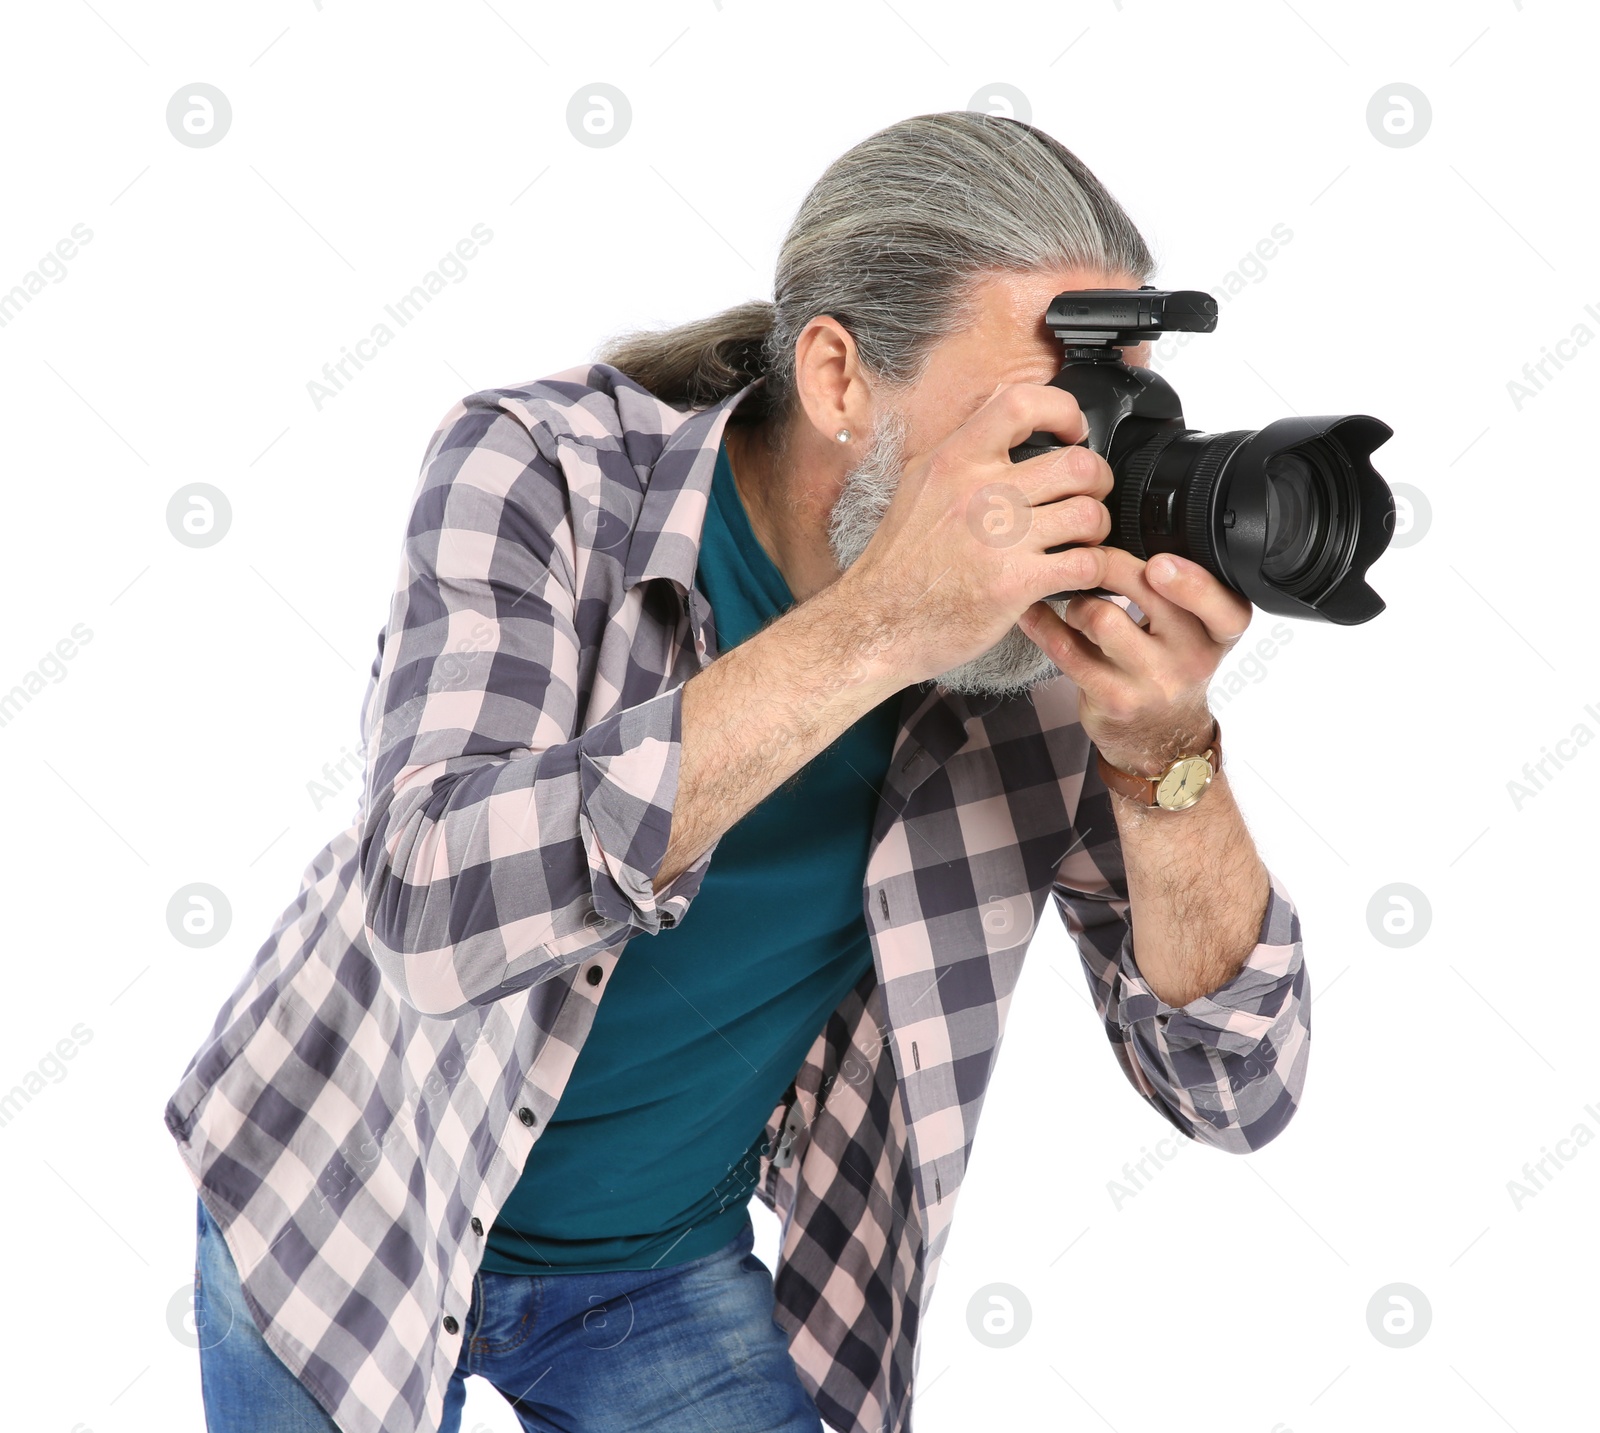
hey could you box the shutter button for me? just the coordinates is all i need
[518,1107,536,1127]
[442,1315,459,1334]
[585,964,603,986]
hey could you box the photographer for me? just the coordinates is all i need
[167,111,1309,1433]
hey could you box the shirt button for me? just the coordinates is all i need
[518,1106,537,1127]
[442,1315,459,1334]
[585,964,603,986]
[470,1216,484,1235]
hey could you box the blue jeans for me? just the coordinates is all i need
[194,1194,825,1432]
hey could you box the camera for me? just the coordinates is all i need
[1008,287,1395,624]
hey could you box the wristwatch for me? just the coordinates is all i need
[1096,719,1222,811]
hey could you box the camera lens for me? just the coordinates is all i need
[1011,361,1395,624]
[1101,416,1393,624]
[1261,451,1326,584]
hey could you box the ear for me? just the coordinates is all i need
[792,315,873,444]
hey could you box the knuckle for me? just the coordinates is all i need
[994,383,1031,421]
[1055,397,1087,441]
[1068,495,1111,540]
[1083,597,1117,634]
[1047,385,1083,419]
[1059,548,1099,588]
[1062,446,1097,479]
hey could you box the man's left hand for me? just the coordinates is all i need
[1017,547,1252,776]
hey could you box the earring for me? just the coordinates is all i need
[835,428,851,443]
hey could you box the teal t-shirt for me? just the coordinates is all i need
[481,434,904,1275]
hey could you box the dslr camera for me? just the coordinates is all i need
[1009,287,1395,624]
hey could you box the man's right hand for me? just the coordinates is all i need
[655,384,1117,895]
[836,382,1117,689]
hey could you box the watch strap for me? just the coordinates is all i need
[1095,719,1222,807]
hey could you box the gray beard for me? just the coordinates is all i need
[825,407,1070,699]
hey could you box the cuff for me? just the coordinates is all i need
[576,684,707,935]
[1111,869,1303,1056]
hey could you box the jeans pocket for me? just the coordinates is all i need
[469,1272,536,1355]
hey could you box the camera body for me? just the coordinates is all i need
[1009,288,1396,625]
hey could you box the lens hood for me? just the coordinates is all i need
[1213,415,1395,624]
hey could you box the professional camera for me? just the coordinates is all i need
[1008,287,1395,624]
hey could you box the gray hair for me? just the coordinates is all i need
[595,110,1155,433]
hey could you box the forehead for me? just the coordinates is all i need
[940,266,1149,372]
[963,265,1141,333]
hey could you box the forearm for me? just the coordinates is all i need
[653,576,903,892]
[1109,768,1270,1009]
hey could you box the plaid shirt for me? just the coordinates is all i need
[163,363,1310,1433]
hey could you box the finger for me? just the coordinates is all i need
[1065,545,1240,649]
[967,444,1113,561]
[1018,600,1121,686]
[1142,552,1253,647]
[1074,546,1205,642]
[953,381,1089,465]
[1058,590,1162,676]
[1023,490,1112,553]
[1008,441,1113,506]
[1035,543,1183,634]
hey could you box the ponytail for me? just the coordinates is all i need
[595,299,776,419]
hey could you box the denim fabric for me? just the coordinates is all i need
[194,1194,824,1432]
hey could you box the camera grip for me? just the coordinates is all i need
[1040,584,1115,602]
[1007,431,1069,464]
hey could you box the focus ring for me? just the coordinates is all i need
[1181,431,1253,577]
[1115,430,1183,559]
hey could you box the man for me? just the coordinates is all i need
[167,111,1308,1433]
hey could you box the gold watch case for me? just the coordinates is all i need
[1154,753,1216,810]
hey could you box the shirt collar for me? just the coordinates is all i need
[621,372,1009,727]
[622,377,764,592]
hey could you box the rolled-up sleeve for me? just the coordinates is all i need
[1052,760,1311,1153]
[357,396,710,1019]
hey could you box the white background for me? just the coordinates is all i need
[1,2,1594,1431]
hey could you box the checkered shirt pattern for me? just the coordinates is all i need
[164,363,1310,1433]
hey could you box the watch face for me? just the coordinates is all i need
[1155,755,1214,810]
